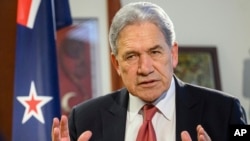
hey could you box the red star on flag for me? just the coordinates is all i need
[17,81,53,124]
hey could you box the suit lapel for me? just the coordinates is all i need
[101,89,129,141]
[174,76,203,141]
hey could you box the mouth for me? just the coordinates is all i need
[138,80,158,87]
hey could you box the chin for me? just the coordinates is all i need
[140,95,160,103]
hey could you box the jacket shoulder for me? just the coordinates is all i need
[70,88,128,119]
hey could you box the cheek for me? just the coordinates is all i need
[120,63,138,80]
[156,57,174,76]
[119,64,128,74]
[118,57,135,71]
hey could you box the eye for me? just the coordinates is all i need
[126,54,136,60]
[150,49,162,56]
[123,52,139,63]
[151,50,161,54]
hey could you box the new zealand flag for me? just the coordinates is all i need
[12,0,72,140]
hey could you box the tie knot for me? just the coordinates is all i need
[143,104,157,121]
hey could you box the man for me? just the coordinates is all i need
[52,2,247,141]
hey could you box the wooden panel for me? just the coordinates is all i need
[107,0,124,90]
[0,0,17,140]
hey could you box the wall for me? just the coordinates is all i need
[70,0,250,121]
[69,0,111,96]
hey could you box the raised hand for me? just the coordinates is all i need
[51,115,92,141]
[52,115,70,141]
[181,125,211,141]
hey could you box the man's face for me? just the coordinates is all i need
[111,22,178,102]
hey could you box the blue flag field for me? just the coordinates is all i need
[12,0,72,140]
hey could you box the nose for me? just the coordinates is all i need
[137,54,154,76]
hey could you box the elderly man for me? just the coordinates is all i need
[52,2,247,141]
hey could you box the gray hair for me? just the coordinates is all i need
[109,2,176,56]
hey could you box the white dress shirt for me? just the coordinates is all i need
[125,77,176,141]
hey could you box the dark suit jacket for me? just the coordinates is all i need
[68,76,247,141]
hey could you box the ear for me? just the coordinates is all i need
[111,53,121,76]
[171,42,178,68]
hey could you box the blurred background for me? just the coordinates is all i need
[0,0,249,140]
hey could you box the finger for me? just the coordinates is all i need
[77,131,92,141]
[60,115,70,138]
[196,125,211,141]
[181,131,192,141]
[52,117,60,141]
[53,127,60,141]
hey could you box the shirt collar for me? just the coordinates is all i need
[154,77,176,120]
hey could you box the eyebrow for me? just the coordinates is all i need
[121,45,164,57]
[122,50,138,58]
[148,45,164,51]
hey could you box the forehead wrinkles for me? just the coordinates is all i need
[117,23,164,53]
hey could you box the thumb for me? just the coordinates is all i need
[77,130,92,141]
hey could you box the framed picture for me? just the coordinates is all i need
[56,18,101,115]
[174,46,222,90]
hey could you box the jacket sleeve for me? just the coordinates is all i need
[229,98,248,124]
